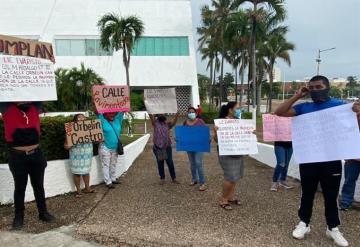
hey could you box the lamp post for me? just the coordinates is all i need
[316,47,336,75]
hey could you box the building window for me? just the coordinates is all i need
[132,37,189,56]
[55,39,113,56]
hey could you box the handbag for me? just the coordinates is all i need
[154,145,167,161]
[107,119,124,155]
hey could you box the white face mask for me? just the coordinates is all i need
[188,112,196,120]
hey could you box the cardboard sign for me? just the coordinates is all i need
[0,55,57,102]
[175,126,211,152]
[214,119,258,156]
[65,119,104,147]
[144,88,177,114]
[262,114,292,141]
[292,104,360,163]
[0,34,54,61]
[92,85,130,113]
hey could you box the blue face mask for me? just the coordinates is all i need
[188,112,196,120]
[234,109,241,119]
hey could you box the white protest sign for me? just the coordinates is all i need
[214,119,258,156]
[292,104,360,163]
[0,55,57,102]
[144,88,177,114]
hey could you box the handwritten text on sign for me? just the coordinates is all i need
[92,85,130,113]
[65,119,104,147]
[214,119,258,155]
[0,55,57,102]
[292,104,360,163]
[144,88,177,114]
[262,114,292,141]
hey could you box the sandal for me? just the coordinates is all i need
[82,188,96,193]
[219,203,232,210]
[75,192,82,198]
[229,199,241,206]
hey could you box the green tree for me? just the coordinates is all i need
[329,86,342,99]
[198,74,212,102]
[98,13,144,86]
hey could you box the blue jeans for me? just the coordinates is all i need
[153,146,176,180]
[187,152,205,184]
[272,145,293,182]
[340,160,360,209]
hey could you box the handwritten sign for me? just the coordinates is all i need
[0,55,57,102]
[92,85,130,113]
[144,88,177,114]
[175,126,211,152]
[0,34,54,61]
[214,119,258,156]
[262,114,292,141]
[292,104,360,163]
[65,119,104,147]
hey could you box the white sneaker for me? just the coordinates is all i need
[270,182,279,192]
[326,228,349,247]
[279,181,294,189]
[292,221,310,239]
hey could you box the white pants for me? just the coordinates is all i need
[99,143,118,185]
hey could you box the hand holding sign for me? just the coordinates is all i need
[92,85,130,113]
[64,119,104,147]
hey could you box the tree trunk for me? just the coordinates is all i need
[209,59,214,111]
[219,55,224,105]
[239,53,245,106]
[268,64,274,113]
[123,48,130,86]
[256,70,262,116]
[235,64,238,102]
[251,5,257,111]
[247,61,251,112]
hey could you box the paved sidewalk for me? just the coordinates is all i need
[75,144,360,247]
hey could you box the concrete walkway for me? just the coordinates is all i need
[75,143,360,247]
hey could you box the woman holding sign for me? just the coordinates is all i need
[214,102,243,210]
[97,112,124,189]
[149,112,180,185]
[183,107,207,191]
[64,114,95,197]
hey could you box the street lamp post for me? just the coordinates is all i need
[316,47,336,75]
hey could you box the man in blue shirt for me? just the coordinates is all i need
[275,75,358,247]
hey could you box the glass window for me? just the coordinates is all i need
[70,40,85,56]
[85,39,97,56]
[56,40,71,56]
[132,37,189,56]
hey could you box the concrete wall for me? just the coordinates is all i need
[250,142,360,201]
[0,134,150,205]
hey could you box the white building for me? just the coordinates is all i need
[266,67,282,82]
[0,0,199,112]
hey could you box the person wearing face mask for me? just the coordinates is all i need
[274,75,360,247]
[149,112,180,185]
[213,102,244,210]
[97,112,124,189]
[0,102,55,230]
[183,107,207,191]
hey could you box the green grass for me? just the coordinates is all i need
[120,134,144,146]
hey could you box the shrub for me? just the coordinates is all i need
[241,111,252,119]
[202,111,219,124]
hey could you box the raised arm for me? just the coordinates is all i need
[169,112,180,128]
[274,87,308,117]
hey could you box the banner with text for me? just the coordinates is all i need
[144,88,177,114]
[292,104,360,163]
[0,34,54,61]
[175,126,211,152]
[262,114,292,141]
[92,85,130,113]
[65,119,104,147]
[0,55,57,102]
[214,119,258,156]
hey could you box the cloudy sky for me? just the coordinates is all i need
[190,0,360,81]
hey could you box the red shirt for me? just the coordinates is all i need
[1,103,41,145]
[196,107,203,116]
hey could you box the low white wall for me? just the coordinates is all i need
[250,143,360,201]
[0,134,150,205]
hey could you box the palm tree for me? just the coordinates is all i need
[262,34,294,112]
[97,13,144,86]
[68,62,104,110]
[234,0,286,111]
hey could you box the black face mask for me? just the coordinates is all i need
[310,89,330,103]
[17,103,31,112]
[158,115,167,122]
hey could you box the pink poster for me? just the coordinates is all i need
[262,114,292,142]
[92,85,130,113]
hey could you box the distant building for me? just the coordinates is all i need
[266,67,282,82]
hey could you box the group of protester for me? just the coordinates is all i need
[1,75,360,247]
